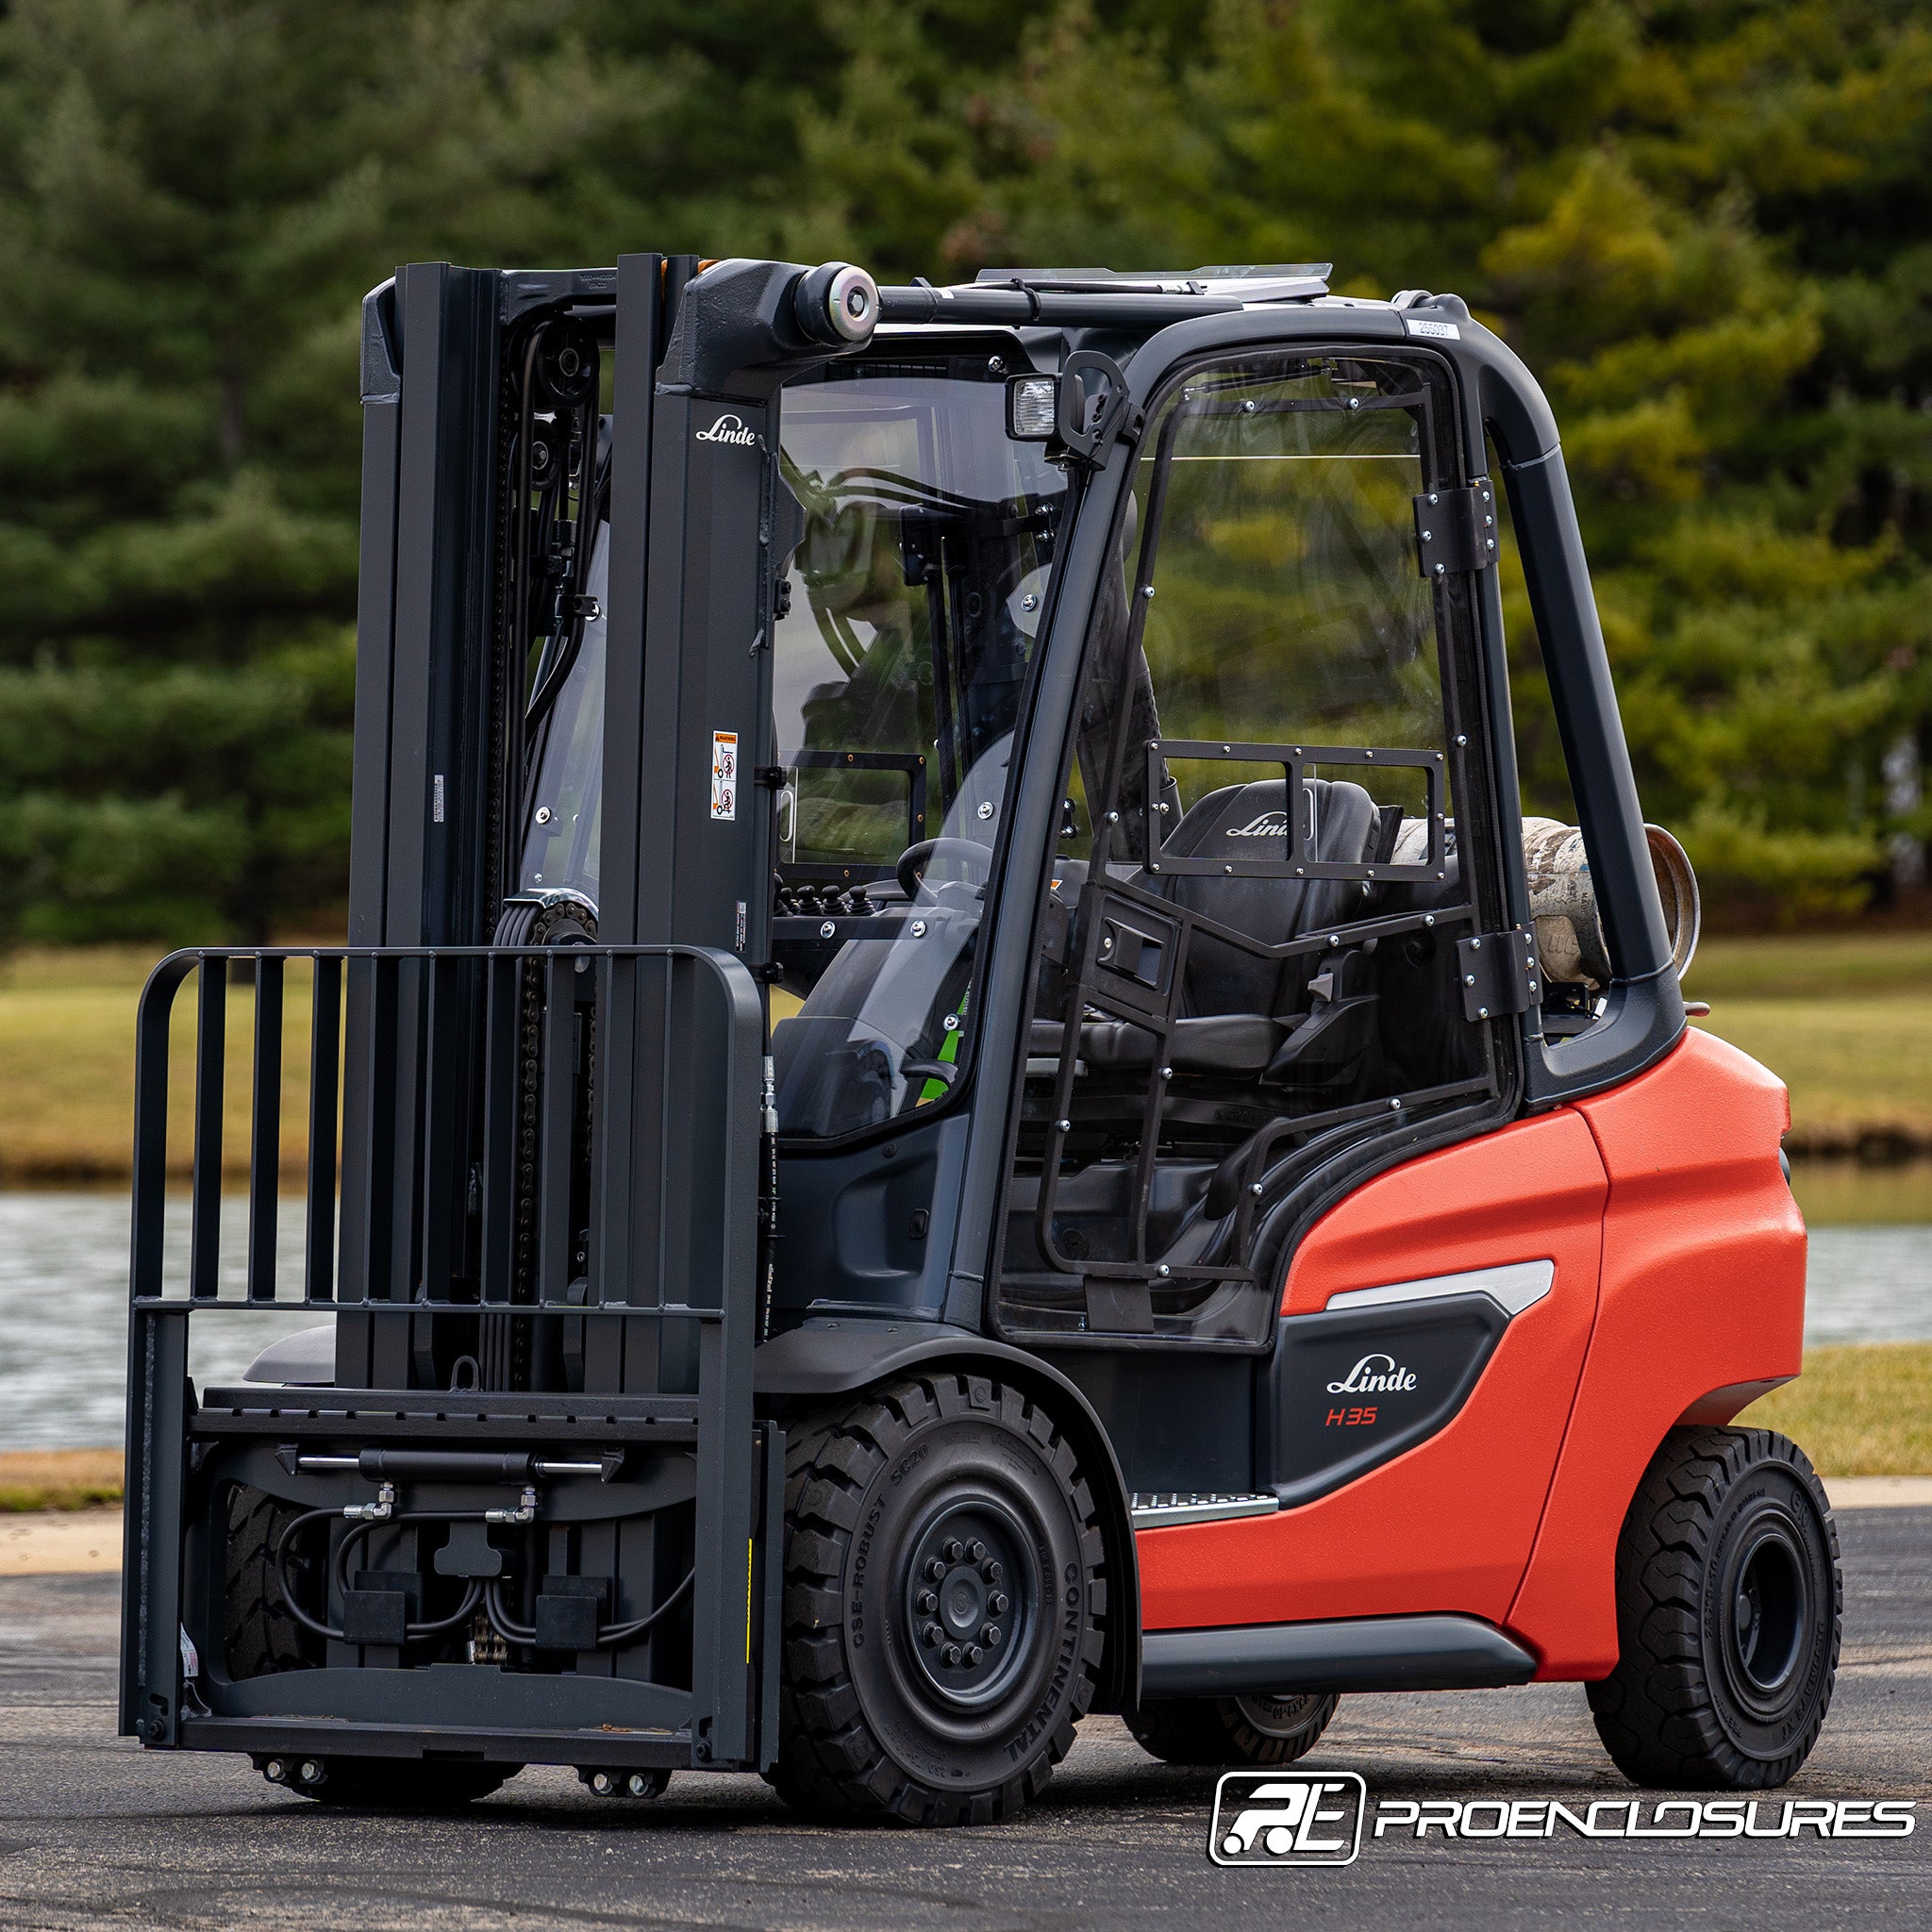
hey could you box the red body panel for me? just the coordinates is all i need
[1137,1108,1607,1631]
[1507,1029,1804,1676]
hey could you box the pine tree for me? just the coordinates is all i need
[0,0,690,942]
[806,0,1932,916]
[1,1,1924,938]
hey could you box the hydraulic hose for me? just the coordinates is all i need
[272,1507,484,1645]
[269,1505,689,1652]
[482,1566,693,1649]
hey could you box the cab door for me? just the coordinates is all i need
[993,338,1596,1624]
[1134,1107,1606,1630]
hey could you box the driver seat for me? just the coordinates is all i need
[1041,776,1389,1076]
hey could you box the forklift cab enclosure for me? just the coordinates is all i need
[121,256,1835,1821]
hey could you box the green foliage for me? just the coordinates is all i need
[814,0,1932,916]
[0,0,695,941]
[0,0,1925,936]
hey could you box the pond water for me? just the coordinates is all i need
[2,1184,1929,1450]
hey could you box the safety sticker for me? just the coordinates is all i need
[711,730,739,821]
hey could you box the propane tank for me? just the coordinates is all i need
[1521,818,1699,990]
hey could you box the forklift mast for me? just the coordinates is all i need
[120,253,1822,1817]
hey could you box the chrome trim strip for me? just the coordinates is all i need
[1323,1257,1556,1320]
[1131,1492,1280,1529]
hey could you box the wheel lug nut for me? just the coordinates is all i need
[964,1644,982,1666]
[917,1591,938,1614]
[990,1591,1008,1614]
[968,1540,987,1562]
[925,1558,946,1581]
[943,1540,964,1562]
[942,1644,962,1667]
[923,1622,943,1648]
[981,1623,1001,1646]
[981,1559,1002,1583]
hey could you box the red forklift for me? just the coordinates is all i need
[122,254,1837,1824]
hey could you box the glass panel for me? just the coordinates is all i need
[1003,352,1490,1346]
[1099,357,1444,853]
[771,356,1068,1140]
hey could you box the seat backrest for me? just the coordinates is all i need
[1149,777,1382,1016]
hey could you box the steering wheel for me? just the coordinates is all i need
[895,837,994,903]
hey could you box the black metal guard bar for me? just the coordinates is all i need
[1142,739,1448,884]
[789,748,929,857]
[124,941,766,1768]
[1027,859,1493,1320]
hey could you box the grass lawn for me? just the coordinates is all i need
[0,946,315,1180]
[1689,931,1932,1151]
[0,1446,122,1512]
[1738,1343,1932,1477]
[0,931,1929,1174]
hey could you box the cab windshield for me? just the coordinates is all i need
[771,350,1068,1140]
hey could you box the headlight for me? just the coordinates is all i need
[1007,374,1057,440]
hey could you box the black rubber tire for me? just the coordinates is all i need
[1127,1690,1339,1767]
[225,1487,315,1680]
[301,1757,512,1808]
[768,1373,1107,1826]
[1588,1426,1840,1790]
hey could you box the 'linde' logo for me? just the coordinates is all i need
[1210,1773,1366,1867]
[1326,1353,1418,1395]
[694,412,760,448]
[1226,811,1291,839]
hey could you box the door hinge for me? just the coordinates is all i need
[1414,479,1499,578]
[1457,925,1541,1023]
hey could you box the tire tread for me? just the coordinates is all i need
[767,1374,1105,1826]
[1588,1426,1840,1790]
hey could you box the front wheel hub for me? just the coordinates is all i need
[899,1495,1035,1708]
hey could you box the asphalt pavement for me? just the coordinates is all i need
[0,1509,1925,1930]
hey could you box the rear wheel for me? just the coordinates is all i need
[225,1487,316,1679]
[1127,1690,1338,1766]
[1588,1426,1840,1790]
[769,1374,1107,1826]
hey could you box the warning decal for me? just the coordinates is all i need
[710,730,739,821]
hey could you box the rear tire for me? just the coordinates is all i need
[769,1374,1107,1826]
[1588,1426,1840,1790]
[1127,1690,1338,1767]
[225,1487,315,1679]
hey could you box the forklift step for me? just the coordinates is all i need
[1141,1612,1536,1700]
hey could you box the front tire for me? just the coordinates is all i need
[1588,1426,1840,1790]
[770,1374,1107,1825]
[1127,1690,1338,1767]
